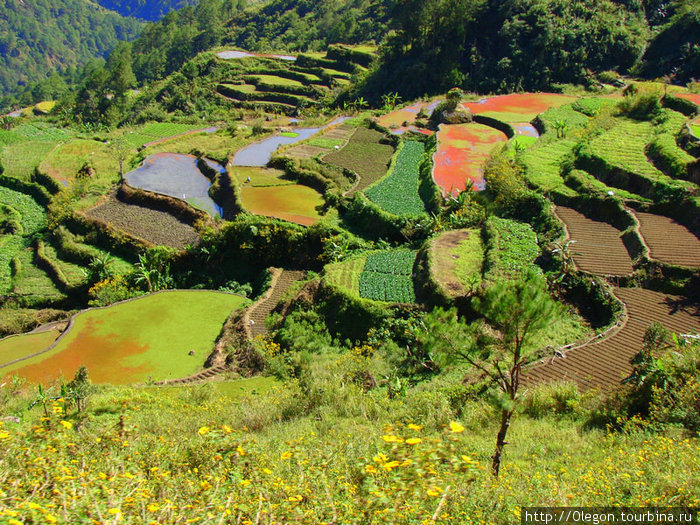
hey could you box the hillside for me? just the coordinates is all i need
[95,0,196,20]
[0,0,143,99]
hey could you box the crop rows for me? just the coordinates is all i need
[523,288,700,391]
[85,195,200,249]
[124,123,205,148]
[555,207,634,276]
[484,217,541,281]
[325,127,395,195]
[521,139,578,195]
[364,141,426,215]
[634,211,700,268]
[359,249,416,303]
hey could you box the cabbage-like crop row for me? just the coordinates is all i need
[364,141,427,216]
[359,249,416,303]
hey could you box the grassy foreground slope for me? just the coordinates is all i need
[0,372,697,524]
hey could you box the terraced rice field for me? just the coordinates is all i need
[240,184,324,226]
[38,139,118,187]
[377,100,441,134]
[634,211,700,267]
[676,93,700,106]
[1,291,248,385]
[433,123,507,194]
[85,194,200,249]
[523,288,700,391]
[555,206,634,276]
[521,139,578,196]
[325,127,395,195]
[429,229,484,297]
[364,141,427,215]
[286,123,355,160]
[0,329,61,368]
[123,123,212,148]
[463,93,578,122]
[125,153,224,217]
[231,167,292,187]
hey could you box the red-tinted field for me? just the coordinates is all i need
[463,93,577,122]
[432,123,507,195]
[676,93,700,106]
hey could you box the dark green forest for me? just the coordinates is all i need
[95,0,196,21]
[0,0,143,99]
[2,0,699,114]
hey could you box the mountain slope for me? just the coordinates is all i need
[0,0,143,97]
[95,0,196,21]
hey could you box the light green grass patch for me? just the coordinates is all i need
[0,330,61,368]
[212,376,280,399]
[323,255,368,297]
[453,231,485,289]
[521,139,579,197]
[231,167,293,187]
[247,75,304,88]
[306,137,344,149]
[122,122,207,148]
[3,291,248,385]
[39,139,119,185]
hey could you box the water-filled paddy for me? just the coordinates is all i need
[463,93,577,122]
[124,153,224,216]
[433,123,507,194]
[1,291,247,385]
[216,50,296,61]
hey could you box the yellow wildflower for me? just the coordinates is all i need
[407,424,423,431]
[147,504,160,512]
[281,452,292,460]
[45,514,58,523]
[449,421,465,433]
[405,438,422,445]
[427,487,442,497]
[382,435,403,443]
[382,460,401,471]
[236,445,245,456]
[197,426,210,436]
[59,420,73,430]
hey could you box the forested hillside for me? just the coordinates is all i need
[95,0,196,20]
[0,0,142,99]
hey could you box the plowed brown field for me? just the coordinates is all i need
[555,206,634,276]
[523,288,699,390]
[634,211,700,268]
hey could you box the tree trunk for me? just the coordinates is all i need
[491,408,513,478]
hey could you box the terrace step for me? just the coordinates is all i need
[245,269,307,340]
[151,364,232,386]
[523,288,700,391]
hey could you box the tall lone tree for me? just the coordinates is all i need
[423,272,559,477]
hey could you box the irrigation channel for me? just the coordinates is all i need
[124,152,225,217]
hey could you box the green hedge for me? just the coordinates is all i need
[646,134,697,182]
[32,168,63,195]
[326,44,375,67]
[0,175,51,206]
[295,54,358,74]
[34,239,70,293]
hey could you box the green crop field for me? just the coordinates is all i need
[365,141,427,216]
[483,216,541,282]
[39,139,119,186]
[2,291,248,385]
[0,329,61,368]
[232,167,293,187]
[11,248,66,303]
[307,137,344,149]
[521,139,578,196]
[566,169,647,201]
[0,186,46,235]
[122,123,207,148]
[245,75,305,88]
[323,254,368,296]
[537,104,592,135]
[359,249,416,303]
[324,127,394,194]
